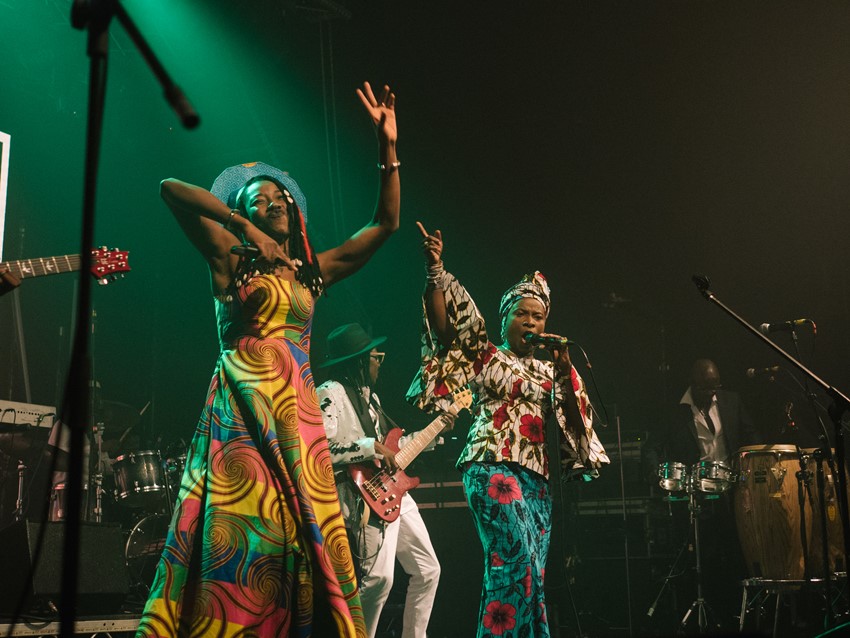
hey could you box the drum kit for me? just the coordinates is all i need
[0,403,187,596]
[654,445,847,633]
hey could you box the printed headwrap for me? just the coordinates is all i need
[498,271,551,340]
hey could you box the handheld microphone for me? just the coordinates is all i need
[746,365,781,379]
[523,332,574,348]
[759,319,811,335]
[231,244,260,257]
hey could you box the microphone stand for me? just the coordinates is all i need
[692,275,850,621]
[60,3,198,636]
[788,327,836,621]
[613,415,635,638]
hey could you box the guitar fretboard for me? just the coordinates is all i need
[0,255,81,279]
[395,413,453,470]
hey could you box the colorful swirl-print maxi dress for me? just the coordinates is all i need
[137,269,365,637]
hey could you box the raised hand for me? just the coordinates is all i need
[356,82,397,145]
[416,221,443,266]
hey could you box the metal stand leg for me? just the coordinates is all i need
[677,488,717,634]
[14,459,26,521]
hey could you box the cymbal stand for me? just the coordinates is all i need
[811,447,835,625]
[678,485,718,635]
[794,449,811,582]
[91,421,106,523]
[646,523,689,620]
[14,458,27,521]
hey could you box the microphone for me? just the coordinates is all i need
[523,332,574,348]
[231,244,259,257]
[759,319,811,334]
[746,365,781,379]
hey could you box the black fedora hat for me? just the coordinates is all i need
[320,323,387,368]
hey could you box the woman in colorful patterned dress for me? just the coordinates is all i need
[406,222,609,638]
[136,82,399,638]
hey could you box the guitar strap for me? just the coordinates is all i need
[369,394,399,437]
[342,383,380,439]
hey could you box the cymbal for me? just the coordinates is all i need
[95,400,142,439]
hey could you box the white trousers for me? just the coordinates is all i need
[356,495,440,638]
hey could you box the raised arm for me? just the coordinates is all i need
[316,82,400,288]
[417,221,457,349]
[160,178,292,293]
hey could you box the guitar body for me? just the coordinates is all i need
[349,428,421,523]
[346,389,471,524]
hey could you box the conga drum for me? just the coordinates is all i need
[802,448,848,576]
[734,444,808,580]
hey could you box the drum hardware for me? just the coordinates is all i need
[91,421,107,523]
[676,483,722,634]
[112,449,167,508]
[49,482,91,522]
[14,459,27,522]
[654,460,734,632]
[125,513,170,593]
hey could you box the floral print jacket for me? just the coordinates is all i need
[406,270,609,480]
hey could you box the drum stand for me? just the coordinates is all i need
[678,485,720,635]
[14,458,27,522]
[91,421,107,523]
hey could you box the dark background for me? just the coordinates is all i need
[2,1,849,635]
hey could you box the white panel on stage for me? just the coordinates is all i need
[0,130,9,261]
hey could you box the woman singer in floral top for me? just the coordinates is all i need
[406,222,609,638]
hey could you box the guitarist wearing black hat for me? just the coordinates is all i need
[317,322,448,638]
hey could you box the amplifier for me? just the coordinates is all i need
[0,400,55,429]
[0,615,140,637]
[574,496,652,516]
[0,521,130,614]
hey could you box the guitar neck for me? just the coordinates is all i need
[1,254,81,279]
[395,413,451,470]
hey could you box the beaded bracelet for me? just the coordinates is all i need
[426,261,445,289]
[224,210,238,231]
[377,161,401,172]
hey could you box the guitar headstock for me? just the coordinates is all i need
[90,246,131,285]
[448,387,473,416]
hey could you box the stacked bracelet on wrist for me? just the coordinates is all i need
[377,161,401,172]
[426,261,445,289]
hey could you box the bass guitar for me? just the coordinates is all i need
[349,388,472,523]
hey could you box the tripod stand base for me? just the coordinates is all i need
[678,596,720,634]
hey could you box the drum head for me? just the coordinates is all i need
[125,513,169,592]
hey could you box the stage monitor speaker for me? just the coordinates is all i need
[0,520,130,614]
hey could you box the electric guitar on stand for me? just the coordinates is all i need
[349,388,473,523]
[0,246,130,295]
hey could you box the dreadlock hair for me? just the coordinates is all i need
[335,353,372,391]
[235,175,325,297]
